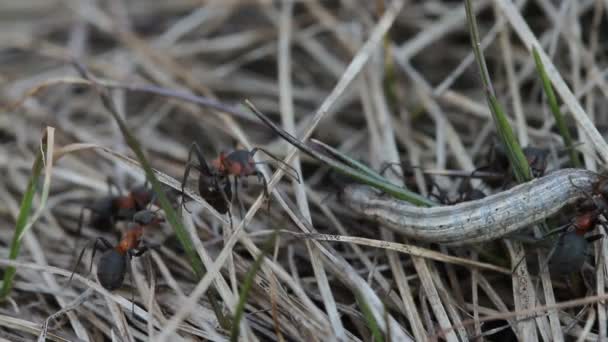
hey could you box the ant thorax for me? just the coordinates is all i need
[116,225,144,254]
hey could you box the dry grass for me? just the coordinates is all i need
[1,0,608,341]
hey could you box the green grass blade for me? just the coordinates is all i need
[355,291,385,342]
[230,230,278,342]
[465,0,531,183]
[0,138,45,299]
[532,48,582,168]
[487,94,531,182]
[311,139,390,182]
[245,100,436,207]
[73,62,230,328]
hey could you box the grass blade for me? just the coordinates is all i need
[355,290,385,342]
[230,230,278,342]
[245,100,436,207]
[487,94,531,182]
[532,48,582,168]
[72,62,230,328]
[0,128,51,299]
[465,0,531,183]
[310,139,390,182]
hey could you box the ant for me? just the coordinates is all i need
[480,145,549,188]
[548,231,602,275]
[181,143,232,215]
[69,209,164,290]
[77,179,156,237]
[428,177,487,205]
[379,162,486,204]
[181,142,301,218]
[540,176,608,275]
[560,174,608,236]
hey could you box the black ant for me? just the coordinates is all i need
[77,179,156,237]
[428,177,487,205]
[379,162,487,204]
[479,145,550,190]
[69,209,164,290]
[181,142,301,218]
[489,145,549,178]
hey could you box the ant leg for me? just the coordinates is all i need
[378,161,419,186]
[542,222,573,238]
[215,176,234,229]
[127,241,156,315]
[586,234,603,243]
[131,245,150,258]
[106,177,123,197]
[429,180,450,204]
[181,142,214,213]
[180,162,202,214]
[379,162,400,177]
[234,176,245,219]
[76,206,90,238]
[132,242,161,257]
[187,142,213,175]
[72,206,92,260]
[250,147,301,183]
[251,170,271,210]
[88,238,113,274]
[122,252,140,316]
[68,237,112,286]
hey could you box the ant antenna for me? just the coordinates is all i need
[251,147,302,183]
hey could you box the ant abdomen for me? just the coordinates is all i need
[88,198,116,230]
[97,249,127,291]
[198,173,231,214]
[548,232,589,275]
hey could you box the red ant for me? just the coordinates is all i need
[181,142,300,218]
[561,175,608,236]
[541,176,608,275]
[548,231,601,275]
[181,143,232,215]
[69,209,164,290]
[77,179,156,236]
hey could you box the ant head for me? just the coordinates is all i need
[523,147,549,177]
[133,210,164,226]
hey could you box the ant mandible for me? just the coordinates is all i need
[69,209,164,290]
[181,142,301,218]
